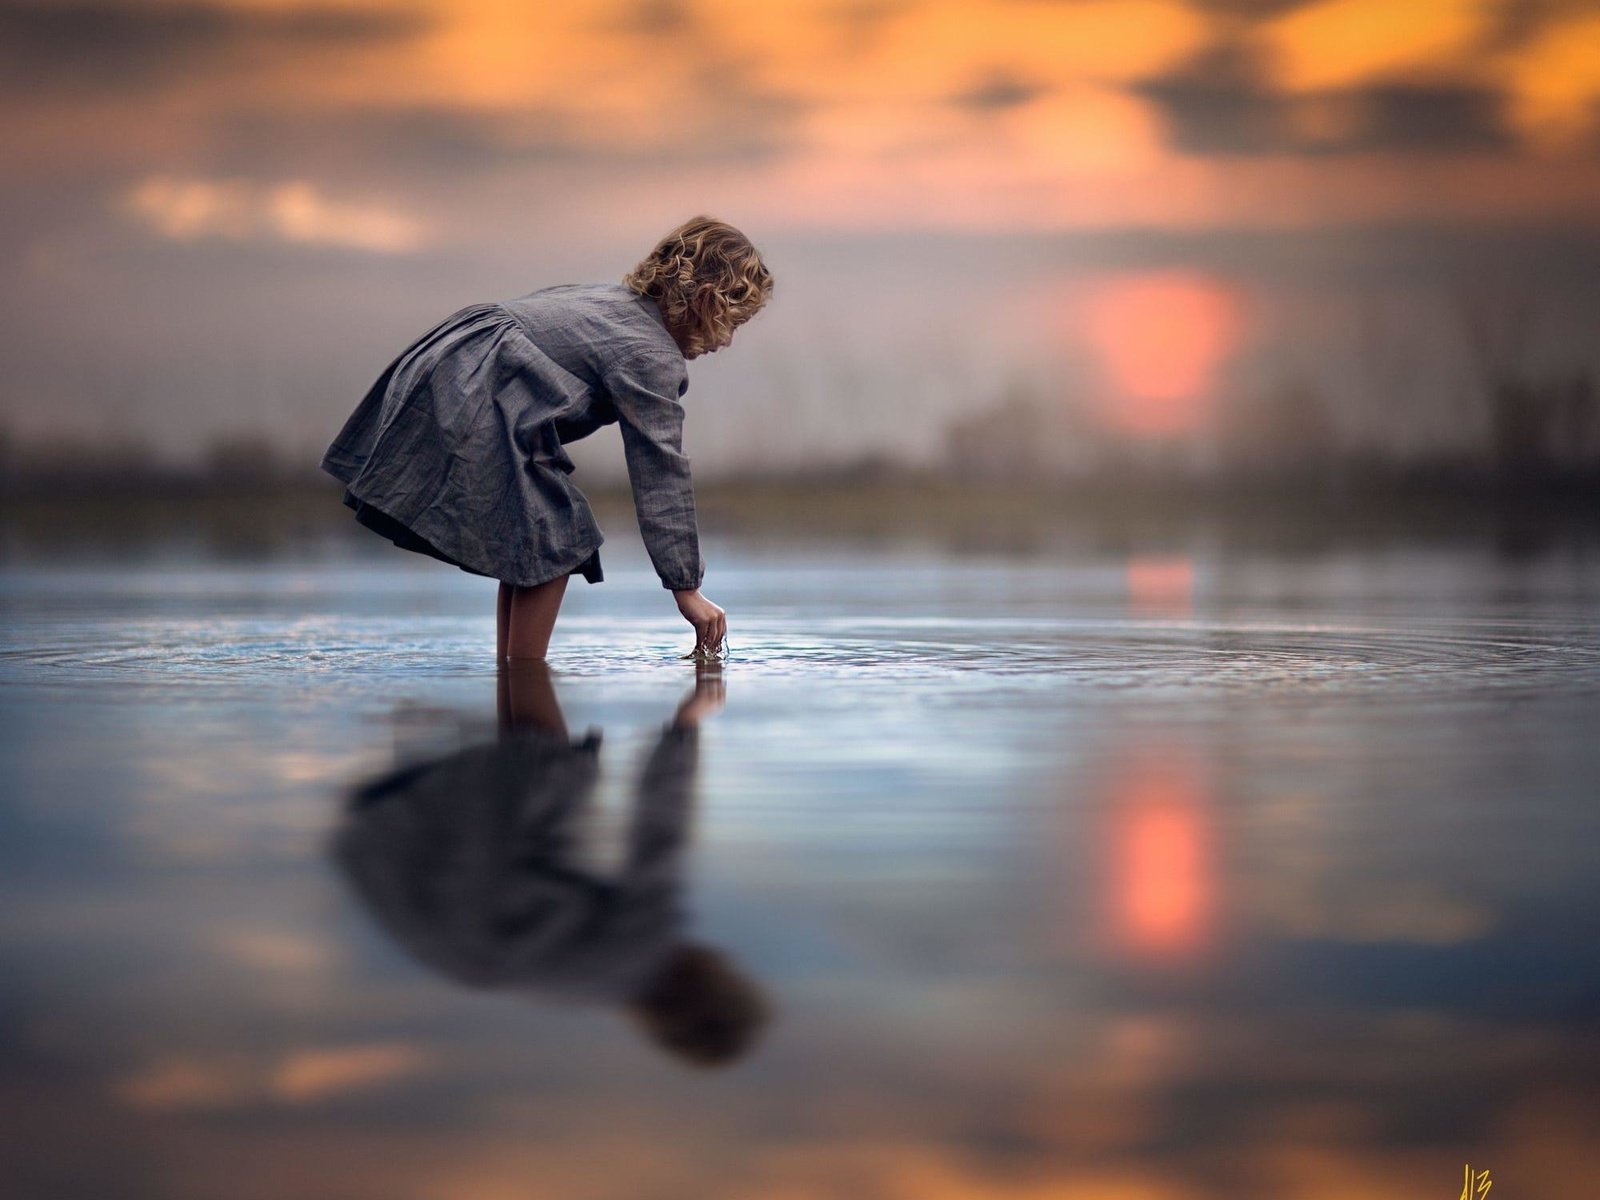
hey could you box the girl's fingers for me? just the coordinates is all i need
[690,617,727,657]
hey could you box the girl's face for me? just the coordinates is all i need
[687,326,735,359]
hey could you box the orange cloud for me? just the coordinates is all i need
[1498,12,1600,151]
[1256,0,1493,93]
[121,174,430,252]
[7,0,1600,261]
[999,84,1169,175]
[714,0,1210,102]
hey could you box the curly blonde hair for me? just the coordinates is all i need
[622,215,773,356]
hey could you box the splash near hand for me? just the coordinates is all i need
[673,588,728,660]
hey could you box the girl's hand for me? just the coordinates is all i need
[673,588,727,656]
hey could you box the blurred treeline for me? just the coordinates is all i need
[942,294,1599,498]
[2,288,1595,515]
[4,366,1595,503]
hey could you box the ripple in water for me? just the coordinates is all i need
[4,610,1597,700]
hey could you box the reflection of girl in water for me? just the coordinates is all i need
[332,663,769,1068]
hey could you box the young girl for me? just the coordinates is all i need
[321,215,774,661]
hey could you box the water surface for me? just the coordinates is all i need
[3,530,1599,1199]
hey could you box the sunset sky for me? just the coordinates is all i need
[4,0,1599,474]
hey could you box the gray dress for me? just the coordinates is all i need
[321,282,706,590]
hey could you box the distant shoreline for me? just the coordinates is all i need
[3,471,1596,563]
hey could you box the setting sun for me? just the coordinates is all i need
[1083,271,1245,436]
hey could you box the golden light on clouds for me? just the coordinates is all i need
[701,0,1208,102]
[1499,12,1600,150]
[1002,83,1169,175]
[1257,0,1494,92]
[300,0,1600,169]
[386,0,1208,160]
[121,175,431,252]
[410,1,660,120]
[1253,0,1600,152]
[0,0,1588,259]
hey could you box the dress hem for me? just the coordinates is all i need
[341,486,605,586]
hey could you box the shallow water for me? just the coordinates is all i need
[3,531,1600,1199]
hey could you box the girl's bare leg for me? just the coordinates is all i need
[504,572,571,661]
[497,580,514,662]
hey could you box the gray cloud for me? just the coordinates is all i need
[1479,0,1600,52]
[1179,0,1600,36]
[1132,43,1517,156]
[207,105,597,178]
[609,0,696,38]
[948,70,1046,113]
[196,96,808,188]
[1356,85,1520,153]
[0,0,433,99]
[821,0,912,34]
[1176,0,1313,14]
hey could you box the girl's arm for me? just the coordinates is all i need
[600,341,706,593]
[600,340,726,651]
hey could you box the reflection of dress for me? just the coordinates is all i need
[333,722,699,1001]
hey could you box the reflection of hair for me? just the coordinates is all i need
[622,215,774,356]
[625,942,772,1068]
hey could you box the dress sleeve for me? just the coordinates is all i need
[600,342,705,591]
